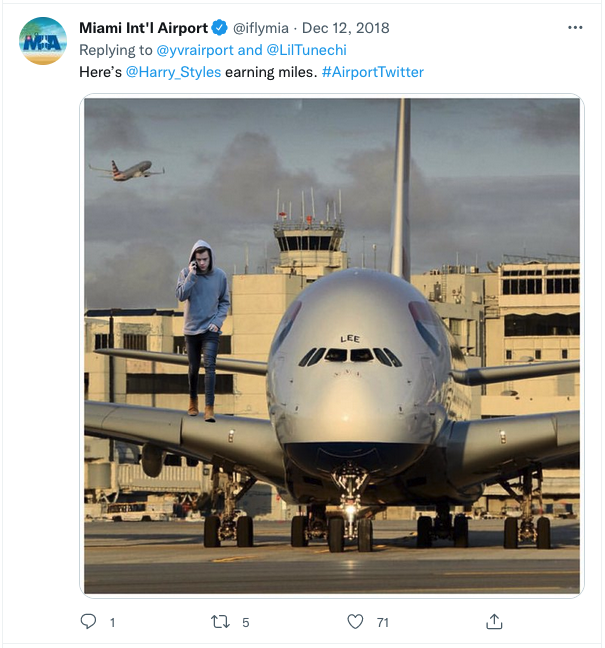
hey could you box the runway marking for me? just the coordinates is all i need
[379,587,570,593]
[443,570,579,576]
[212,555,255,563]
[311,546,388,554]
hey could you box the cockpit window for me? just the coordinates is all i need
[299,348,317,367]
[300,347,401,367]
[383,348,402,367]
[325,348,347,362]
[373,348,392,366]
[351,348,373,362]
[306,347,326,366]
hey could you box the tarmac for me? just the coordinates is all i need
[84,518,580,595]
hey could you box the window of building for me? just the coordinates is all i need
[173,335,231,355]
[506,350,513,360]
[562,349,568,359]
[449,319,461,336]
[94,333,109,350]
[123,334,147,351]
[502,269,543,276]
[218,335,232,354]
[502,278,543,295]
[504,313,580,337]
[535,349,542,360]
[126,373,234,394]
[546,268,580,275]
[546,277,579,294]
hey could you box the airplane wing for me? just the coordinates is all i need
[95,349,577,383]
[95,348,268,376]
[449,360,579,386]
[144,167,165,175]
[84,401,285,487]
[444,409,579,488]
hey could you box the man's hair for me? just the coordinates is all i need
[194,246,213,271]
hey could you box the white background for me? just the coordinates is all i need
[1,1,602,646]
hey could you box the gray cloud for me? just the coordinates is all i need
[86,243,177,309]
[494,99,580,144]
[84,99,580,307]
[86,101,148,152]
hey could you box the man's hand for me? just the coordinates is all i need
[208,324,219,332]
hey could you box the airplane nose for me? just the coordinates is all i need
[282,370,427,479]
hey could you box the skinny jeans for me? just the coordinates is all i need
[185,331,219,405]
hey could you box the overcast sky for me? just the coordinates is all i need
[84,97,580,309]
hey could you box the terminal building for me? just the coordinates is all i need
[84,213,579,521]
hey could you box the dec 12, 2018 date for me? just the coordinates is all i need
[303,22,390,34]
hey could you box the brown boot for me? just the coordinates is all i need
[188,397,199,416]
[204,405,215,423]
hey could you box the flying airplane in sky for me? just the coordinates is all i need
[88,159,165,181]
[84,100,580,553]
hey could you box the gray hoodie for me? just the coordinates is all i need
[176,239,230,335]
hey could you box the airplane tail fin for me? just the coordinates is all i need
[111,160,120,177]
[389,99,411,280]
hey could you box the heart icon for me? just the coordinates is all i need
[347,614,363,629]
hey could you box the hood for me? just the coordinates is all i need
[189,239,214,273]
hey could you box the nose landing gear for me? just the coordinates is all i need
[326,461,372,553]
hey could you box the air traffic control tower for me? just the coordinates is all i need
[272,208,348,280]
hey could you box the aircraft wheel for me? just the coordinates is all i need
[503,517,518,549]
[204,515,221,548]
[328,517,345,553]
[536,516,551,550]
[357,518,373,552]
[416,515,433,548]
[291,515,308,547]
[236,515,254,547]
[453,515,469,548]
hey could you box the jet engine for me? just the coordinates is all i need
[141,443,166,478]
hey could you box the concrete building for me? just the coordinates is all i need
[482,255,580,417]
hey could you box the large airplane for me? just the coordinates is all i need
[88,159,165,181]
[84,100,580,553]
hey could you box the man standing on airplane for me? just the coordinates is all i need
[176,240,230,422]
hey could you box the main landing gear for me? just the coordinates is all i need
[416,503,469,548]
[500,465,551,550]
[291,505,329,547]
[202,463,256,549]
